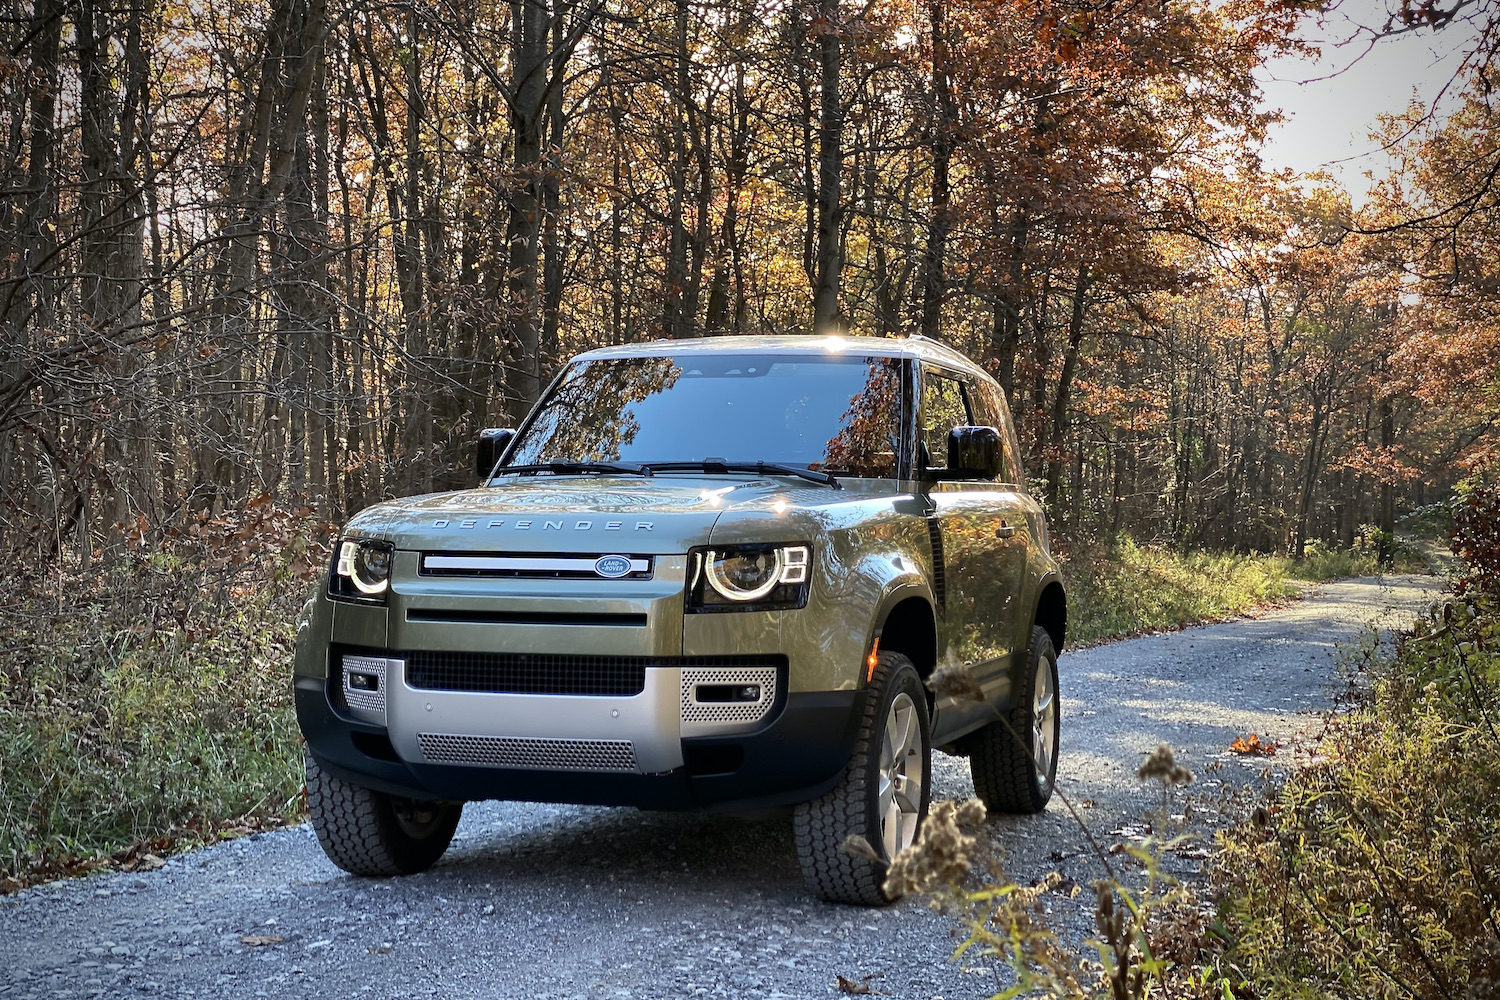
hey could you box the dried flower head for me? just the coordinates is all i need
[1137,744,1194,786]
[927,650,985,704]
[882,798,985,897]
[1094,879,1116,919]
[955,798,987,827]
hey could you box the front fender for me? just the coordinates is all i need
[775,511,935,693]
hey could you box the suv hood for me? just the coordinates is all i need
[342,476,821,554]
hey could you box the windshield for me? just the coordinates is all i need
[502,353,904,479]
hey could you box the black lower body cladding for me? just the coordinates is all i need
[294,676,866,811]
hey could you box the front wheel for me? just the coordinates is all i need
[305,755,463,876]
[964,625,1060,814]
[793,651,931,906]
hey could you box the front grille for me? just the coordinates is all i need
[406,651,648,696]
[402,652,786,698]
[417,733,636,771]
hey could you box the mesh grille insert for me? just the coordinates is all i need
[402,652,787,698]
[405,651,648,696]
[417,733,636,771]
[341,654,388,718]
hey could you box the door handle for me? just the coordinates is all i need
[996,522,1016,539]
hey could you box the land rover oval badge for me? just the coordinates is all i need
[595,555,633,578]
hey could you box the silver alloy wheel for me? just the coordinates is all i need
[878,691,924,859]
[1032,653,1057,788]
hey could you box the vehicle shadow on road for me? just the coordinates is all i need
[430,803,811,900]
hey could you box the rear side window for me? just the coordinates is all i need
[971,381,1025,488]
[919,370,972,472]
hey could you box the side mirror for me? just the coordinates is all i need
[946,426,1002,480]
[476,428,515,480]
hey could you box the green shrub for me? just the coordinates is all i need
[1287,539,1382,581]
[1214,595,1500,999]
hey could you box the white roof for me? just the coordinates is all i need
[572,334,988,379]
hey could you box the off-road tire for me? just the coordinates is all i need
[964,626,1059,814]
[305,755,462,876]
[793,651,931,906]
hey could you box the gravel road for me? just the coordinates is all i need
[0,574,1439,1000]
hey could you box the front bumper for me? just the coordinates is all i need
[296,675,863,810]
[296,550,867,809]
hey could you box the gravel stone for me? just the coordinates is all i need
[0,575,1435,998]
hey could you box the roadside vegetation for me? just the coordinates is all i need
[0,505,320,889]
[1209,470,1500,998]
[1058,532,1415,647]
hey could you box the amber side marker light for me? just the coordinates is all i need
[866,637,880,682]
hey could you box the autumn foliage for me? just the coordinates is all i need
[0,0,1490,578]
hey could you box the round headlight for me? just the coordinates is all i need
[338,539,392,595]
[706,548,784,602]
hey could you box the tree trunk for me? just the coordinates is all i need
[506,0,549,422]
[663,0,690,338]
[1379,398,1394,563]
[811,0,843,330]
[1044,266,1088,506]
[991,203,1028,399]
[919,0,953,339]
[541,5,568,366]
[6,0,63,333]
[76,0,147,548]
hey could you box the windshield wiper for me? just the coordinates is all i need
[495,461,654,478]
[643,460,840,489]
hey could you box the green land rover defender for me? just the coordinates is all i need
[293,335,1066,905]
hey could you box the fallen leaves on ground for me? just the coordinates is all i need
[1229,733,1278,756]
[1,813,295,894]
[1170,843,1214,860]
[239,935,283,947]
[114,842,167,873]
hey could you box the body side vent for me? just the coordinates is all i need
[925,515,947,610]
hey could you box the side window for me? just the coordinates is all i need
[976,381,1025,486]
[920,369,971,471]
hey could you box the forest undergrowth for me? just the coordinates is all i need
[0,512,1423,890]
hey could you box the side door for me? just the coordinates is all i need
[918,367,1029,713]
[966,377,1035,682]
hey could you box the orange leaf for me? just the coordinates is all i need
[1229,733,1278,756]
